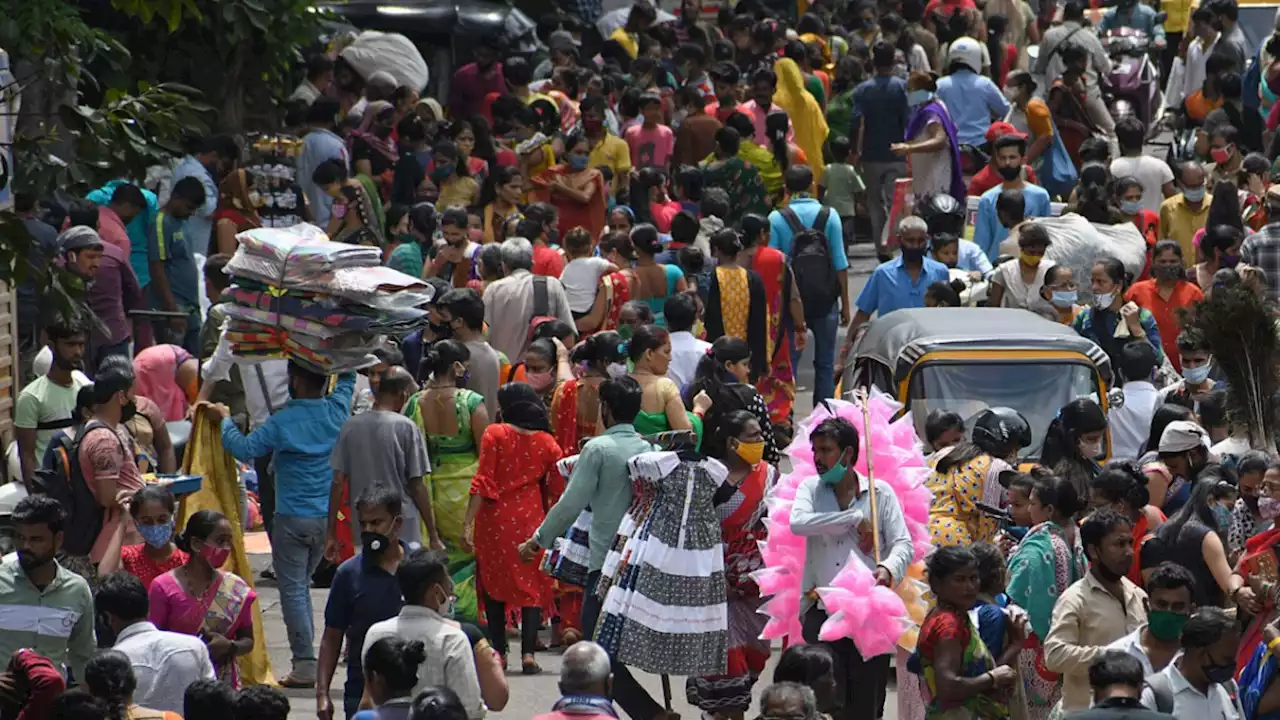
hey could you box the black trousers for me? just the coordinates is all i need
[1160,33,1183,93]
[802,606,892,720]
[583,571,665,720]
[483,595,541,658]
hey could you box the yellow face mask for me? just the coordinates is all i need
[734,439,766,466]
[1020,252,1043,268]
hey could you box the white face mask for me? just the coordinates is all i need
[1079,440,1103,460]
[1094,292,1116,309]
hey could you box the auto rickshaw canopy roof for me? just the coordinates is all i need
[853,307,1112,385]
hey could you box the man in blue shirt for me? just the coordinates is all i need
[843,216,949,355]
[217,363,356,689]
[297,99,350,231]
[935,37,1011,147]
[147,177,206,354]
[1099,0,1167,47]
[768,165,852,404]
[170,135,238,257]
[852,41,910,263]
[972,134,1054,261]
[316,485,407,720]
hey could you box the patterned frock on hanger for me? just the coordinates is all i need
[595,450,729,677]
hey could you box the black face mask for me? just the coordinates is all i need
[429,321,454,338]
[361,531,392,556]
[121,400,138,424]
[997,165,1021,181]
[901,247,926,262]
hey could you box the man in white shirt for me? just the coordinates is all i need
[1177,10,1220,107]
[97,572,215,714]
[1140,607,1244,718]
[663,293,708,394]
[1111,117,1176,214]
[790,415,914,720]
[363,548,484,719]
[1109,341,1161,461]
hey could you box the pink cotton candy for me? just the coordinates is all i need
[754,392,933,645]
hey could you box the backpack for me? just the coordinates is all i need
[33,421,121,557]
[782,206,840,317]
[524,275,558,349]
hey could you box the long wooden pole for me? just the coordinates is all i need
[859,389,881,563]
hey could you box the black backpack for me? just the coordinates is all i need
[782,206,840,317]
[33,421,120,556]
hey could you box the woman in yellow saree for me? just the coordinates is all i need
[772,57,829,185]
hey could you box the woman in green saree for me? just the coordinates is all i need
[625,324,706,446]
[403,339,490,621]
[701,126,771,225]
[1004,473,1087,720]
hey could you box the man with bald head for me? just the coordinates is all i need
[534,641,617,720]
[327,365,442,553]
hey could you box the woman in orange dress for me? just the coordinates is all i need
[741,213,806,442]
[463,382,563,673]
[531,128,607,241]
[211,168,261,256]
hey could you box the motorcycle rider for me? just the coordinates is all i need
[1035,0,1116,153]
[1099,0,1167,49]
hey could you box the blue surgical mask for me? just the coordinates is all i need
[907,90,933,107]
[1182,362,1212,384]
[1051,290,1078,308]
[1119,199,1142,215]
[138,521,174,549]
[818,449,851,486]
[1183,185,1206,202]
[1212,503,1232,533]
[568,155,589,170]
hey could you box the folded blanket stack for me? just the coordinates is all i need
[221,225,433,372]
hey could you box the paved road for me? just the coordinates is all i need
[263,246,885,720]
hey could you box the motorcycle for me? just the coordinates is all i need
[1101,26,1163,130]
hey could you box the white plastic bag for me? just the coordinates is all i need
[1028,213,1148,301]
[340,31,429,91]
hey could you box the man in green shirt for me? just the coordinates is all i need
[14,321,91,491]
[0,495,95,681]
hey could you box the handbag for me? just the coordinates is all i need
[1036,115,1078,199]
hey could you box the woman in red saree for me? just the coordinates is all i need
[576,231,639,336]
[211,168,262,256]
[1237,461,1280,670]
[740,213,806,442]
[688,410,774,717]
[530,128,607,241]
[546,332,624,643]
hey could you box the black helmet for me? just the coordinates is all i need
[917,193,966,237]
[971,407,1033,455]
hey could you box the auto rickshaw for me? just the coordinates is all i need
[841,307,1118,459]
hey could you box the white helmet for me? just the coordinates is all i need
[947,37,983,74]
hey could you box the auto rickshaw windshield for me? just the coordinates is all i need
[908,360,1100,458]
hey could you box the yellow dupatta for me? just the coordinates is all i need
[181,410,275,686]
[772,58,829,185]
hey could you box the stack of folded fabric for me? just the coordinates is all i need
[220,225,432,373]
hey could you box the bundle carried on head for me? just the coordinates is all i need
[217,224,435,373]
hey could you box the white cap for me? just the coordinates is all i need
[1158,420,1209,453]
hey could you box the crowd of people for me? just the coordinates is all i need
[11,0,1280,717]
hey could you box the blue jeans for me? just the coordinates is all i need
[271,514,327,672]
[794,308,840,404]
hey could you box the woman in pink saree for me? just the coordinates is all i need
[132,344,199,421]
[148,510,257,687]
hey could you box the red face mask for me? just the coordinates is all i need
[200,543,231,569]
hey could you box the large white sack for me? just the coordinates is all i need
[1000,213,1147,301]
[340,31,429,91]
